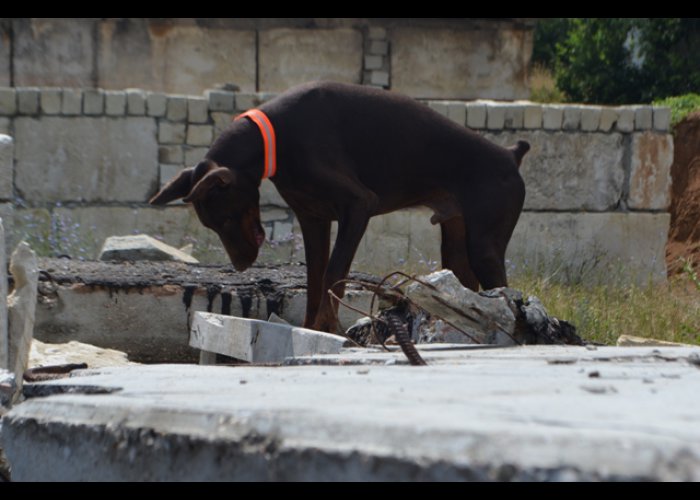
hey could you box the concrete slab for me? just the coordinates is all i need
[2,345,700,481]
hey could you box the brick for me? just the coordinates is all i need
[61,89,82,115]
[616,107,635,132]
[158,145,184,165]
[17,88,40,115]
[187,97,209,124]
[104,91,127,116]
[634,106,653,130]
[364,55,383,70]
[83,89,104,115]
[465,102,487,129]
[184,147,209,165]
[580,106,601,132]
[186,125,213,146]
[126,89,146,115]
[653,107,671,132]
[146,93,167,117]
[369,40,389,55]
[158,122,186,145]
[562,106,581,131]
[628,132,673,210]
[40,89,62,115]
[523,104,543,129]
[205,90,235,113]
[0,88,17,115]
[446,102,466,126]
[599,107,618,132]
[166,96,188,121]
[542,105,564,130]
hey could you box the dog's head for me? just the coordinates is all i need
[149,160,265,271]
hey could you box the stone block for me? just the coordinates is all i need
[159,145,184,165]
[504,104,524,129]
[105,91,127,116]
[261,208,290,222]
[634,106,653,130]
[562,106,581,131]
[184,147,209,165]
[159,122,186,144]
[146,93,167,117]
[83,89,104,115]
[61,89,82,115]
[205,90,235,113]
[428,102,448,117]
[369,40,389,56]
[507,212,670,285]
[40,88,62,115]
[368,27,387,40]
[369,71,389,87]
[99,234,198,263]
[523,104,542,129]
[465,102,487,129]
[486,103,506,130]
[259,28,363,92]
[628,132,673,210]
[126,89,146,115]
[580,106,601,132]
[542,105,564,130]
[446,102,466,126]
[166,95,188,121]
[211,112,232,137]
[616,107,635,132]
[653,107,671,132]
[0,135,13,200]
[599,107,618,132]
[364,55,383,70]
[159,164,183,188]
[0,88,16,115]
[271,221,293,242]
[190,312,345,363]
[17,88,40,115]
[235,93,262,112]
[187,97,209,124]
[260,179,288,207]
[483,130,625,211]
[186,125,213,147]
[0,118,8,135]
[14,116,158,203]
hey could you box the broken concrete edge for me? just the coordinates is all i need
[98,234,199,264]
[616,334,695,348]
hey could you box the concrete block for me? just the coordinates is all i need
[428,102,448,117]
[205,90,235,113]
[14,117,158,203]
[369,40,389,56]
[159,164,183,188]
[368,26,387,40]
[211,112,232,137]
[40,88,62,115]
[99,234,199,264]
[599,107,618,132]
[580,106,601,132]
[235,93,262,112]
[166,95,188,121]
[158,145,184,165]
[616,107,635,132]
[504,104,524,129]
[104,91,126,116]
[61,89,82,115]
[562,106,581,131]
[634,106,653,130]
[465,102,487,129]
[542,105,564,130]
[653,107,671,132]
[486,103,506,130]
[187,97,209,124]
[628,132,673,210]
[126,89,146,115]
[187,125,213,147]
[446,102,466,126]
[83,89,104,115]
[0,135,13,200]
[184,147,209,166]
[483,130,625,211]
[259,28,363,92]
[0,88,16,115]
[508,212,670,285]
[364,55,383,70]
[190,312,345,363]
[17,88,40,115]
[146,93,167,117]
[159,122,186,145]
[261,208,291,222]
[370,71,389,87]
[260,179,288,207]
[272,221,293,241]
[523,104,542,129]
[0,118,9,135]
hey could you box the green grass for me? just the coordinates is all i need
[653,93,700,127]
[510,270,700,346]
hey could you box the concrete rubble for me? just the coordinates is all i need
[98,234,199,263]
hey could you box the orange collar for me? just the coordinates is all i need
[235,109,277,179]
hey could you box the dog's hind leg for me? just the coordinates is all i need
[440,217,479,291]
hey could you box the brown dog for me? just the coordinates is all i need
[150,81,528,332]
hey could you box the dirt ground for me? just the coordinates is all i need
[667,112,700,274]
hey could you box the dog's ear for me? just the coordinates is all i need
[182,167,236,204]
[149,161,218,205]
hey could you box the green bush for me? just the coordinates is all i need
[653,93,700,127]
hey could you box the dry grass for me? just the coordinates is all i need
[529,64,567,103]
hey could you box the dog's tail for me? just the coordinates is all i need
[509,140,530,168]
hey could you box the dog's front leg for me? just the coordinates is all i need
[296,215,331,329]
